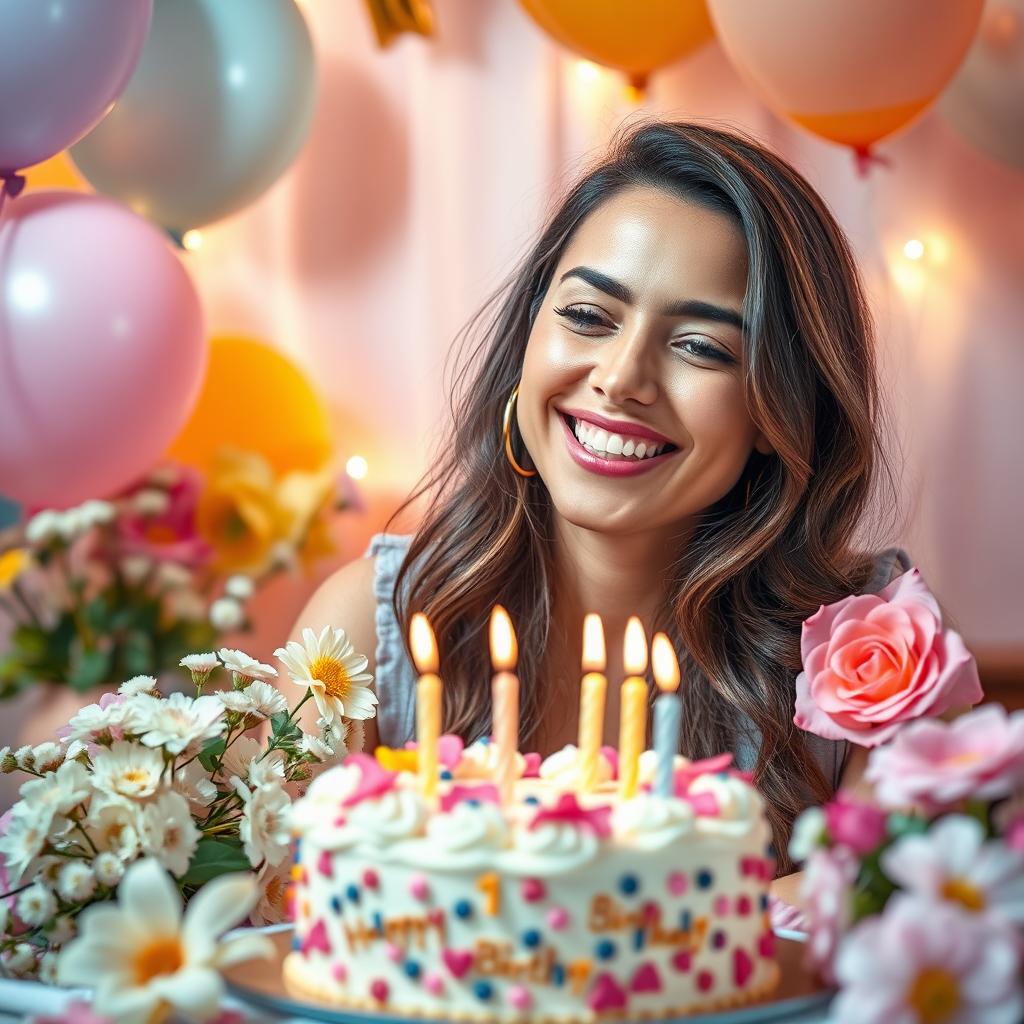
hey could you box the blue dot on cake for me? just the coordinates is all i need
[345,883,360,904]
[522,928,542,948]
[454,899,474,919]
[619,873,640,895]
[404,960,421,979]
[595,939,617,961]
[696,868,714,889]
[473,980,494,1000]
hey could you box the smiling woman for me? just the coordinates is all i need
[290,119,902,875]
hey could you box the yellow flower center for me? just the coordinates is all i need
[122,769,151,787]
[265,874,287,911]
[0,549,28,589]
[907,967,960,1024]
[940,877,986,911]
[309,655,352,701]
[133,936,184,984]
[943,751,983,766]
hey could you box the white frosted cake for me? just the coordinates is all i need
[284,740,779,1020]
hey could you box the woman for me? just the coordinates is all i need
[289,119,907,888]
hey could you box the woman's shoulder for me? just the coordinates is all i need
[862,545,913,594]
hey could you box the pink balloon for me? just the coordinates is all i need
[0,192,206,508]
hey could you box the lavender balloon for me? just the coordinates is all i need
[0,0,152,175]
[0,192,206,507]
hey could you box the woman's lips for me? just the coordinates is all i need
[558,412,680,478]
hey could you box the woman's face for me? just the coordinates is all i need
[518,186,773,538]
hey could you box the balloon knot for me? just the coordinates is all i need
[0,171,27,199]
[852,146,892,178]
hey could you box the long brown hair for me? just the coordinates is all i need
[390,119,898,871]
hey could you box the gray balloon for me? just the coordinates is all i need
[70,0,317,234]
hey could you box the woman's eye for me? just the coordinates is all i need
[675,337,734,363]
[553,305,609,331]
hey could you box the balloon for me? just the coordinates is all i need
[0,192,206,508]
[0,497,21,530]
[23,153,86,193]
[941,0,1024,171]
[166,336,333,476]
[70,0,317,236]
[519,0,713,89]
[0,0,152,173]
[364,0,435,48]
[707,0,984,157]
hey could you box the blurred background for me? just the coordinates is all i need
[1,0,1022,794]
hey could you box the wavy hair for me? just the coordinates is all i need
[389,119,898,872]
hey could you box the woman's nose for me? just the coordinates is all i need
[588,326,658,406]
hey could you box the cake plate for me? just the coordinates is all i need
[224,927,832,1024]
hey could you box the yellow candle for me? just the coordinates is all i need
[410,612,442,801]
[618,616,649,799]
[577,613,607,793]
[490,605,520,805]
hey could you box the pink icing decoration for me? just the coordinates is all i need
[522,752,542,777]
[667,871,688,896]
[332,963,348,983]
[697,970,714,993]
[439,733,465,769]
[672,951,692,973]
[546,906,570,930]
[442,948,475,979]
[341,754,398,808]
[363,868,379,889]
[736,894,752,916]
[386,943,403,963]
[588,973,628,1013]
[423,972,445,996]
[301,919,331,955]
[506,985,533,1010]
[630,963,663,994]
[427,908,446,928]
[440,783,500,812]
[409,874,430,901]
[522,878,546,903]
[684,791,721,817]
[758,932,776,958]
[369,979,389,1002]
[713,895,730,916]
[316,850,333,878]
[529,793,613,838]
[600,746,620,779]
[734,948,754,988]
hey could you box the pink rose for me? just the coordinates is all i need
[823,791,888,855]
[866,704,1024,812]
[793,568,982,747]
[800,844,859,983]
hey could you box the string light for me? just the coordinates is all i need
[575,61,600,84]
[182,230,203,251]
[903,238,925,261]
[346,455,368,480]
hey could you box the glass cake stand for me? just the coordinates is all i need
[223,926,832,1023]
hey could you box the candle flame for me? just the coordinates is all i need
[581,613,606,671]
[651,632,681,693]
[623,617,648,675]
[490,605,517,670]
[410,612,439,673]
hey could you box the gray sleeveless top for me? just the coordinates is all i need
[365,533,912,790]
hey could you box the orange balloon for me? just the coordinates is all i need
[708,0,984,153]
[23,152,86,192]
[165,335,333,475]
[519,0,713,88]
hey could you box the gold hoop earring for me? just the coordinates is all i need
[502,385,537,478]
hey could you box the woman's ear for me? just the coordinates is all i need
[754,431,775,456]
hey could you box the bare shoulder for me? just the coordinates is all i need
[289,555,379,673]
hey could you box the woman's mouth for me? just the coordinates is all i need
[558,412,681,477]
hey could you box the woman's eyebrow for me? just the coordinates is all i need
[558,265,747,332]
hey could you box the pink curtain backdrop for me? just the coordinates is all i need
[183,0,1024,657]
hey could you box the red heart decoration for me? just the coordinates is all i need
[630,962,663,993]
[588,972,628,1012]
[441,948,475,979]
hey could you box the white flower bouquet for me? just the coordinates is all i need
[0,627,377,988]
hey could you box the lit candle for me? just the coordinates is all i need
[490,605,520,805]
[577,613,607,792]
[618,617,649,799]
[410,613,442,801]
[651,632,682,798]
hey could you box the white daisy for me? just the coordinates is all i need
[217,679,288,719]
[17,883,56,926]
[299,732,336,760]
[93,851,126,888]
[232,777,291,868]
[154,562,193,590]
[224,575,255,601]
[46,914,77,947]
[3,942,37,976]
[64,699,132,743]
[120,555,152,586]
[25,509,61,545]
[178,652,219,685]
[134,692,224,755]
[86,801,143,861]
[17,760,91,834]
[91,741,166,802]
[248,749,286,791]
[30,741,65,773]
[139,790,201,878]
[38,950,60,984]
[218,736,264,784]
[76,499,116,531]
[119,675,159,697]
[172,758,217,810]
[57,861,96,903]
[274,626,377,730]
[14,745,34,770]
[132,488,170,517]
[250,861,292,926]
[210,597,244,631]
[57,857,273,1023]
[217,648,278,683]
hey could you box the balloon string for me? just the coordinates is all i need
[0,171,27,219]
[852,146,893,179]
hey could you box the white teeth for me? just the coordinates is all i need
[569,416,670,461]
[592,428,608,452]
[606,434,624,455]
[622,439,635,456]
[634,442,647,458]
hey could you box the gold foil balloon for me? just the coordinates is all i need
[708,0,984,165]
[364,0,435,48]
[519,0,713,91]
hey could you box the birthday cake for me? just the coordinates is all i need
[284,739,779,1021]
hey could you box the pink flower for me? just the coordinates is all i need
[799,843,858,982]
[881,815,1024,925]
[823,791,888,855]
[118,467,212,567]
[865,704,1024,812]
[29,1001,112,1024]
[831,894,1023,1024]
[996,797,1024,854]
[794,568,982,747]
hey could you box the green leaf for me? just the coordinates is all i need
[198,738,226,773]
[271,711,300,741]
[120,631,155,677]
[84,592,113,633]
[11,624,48,662]
[179,837,251,887]
[68,647,112,691]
